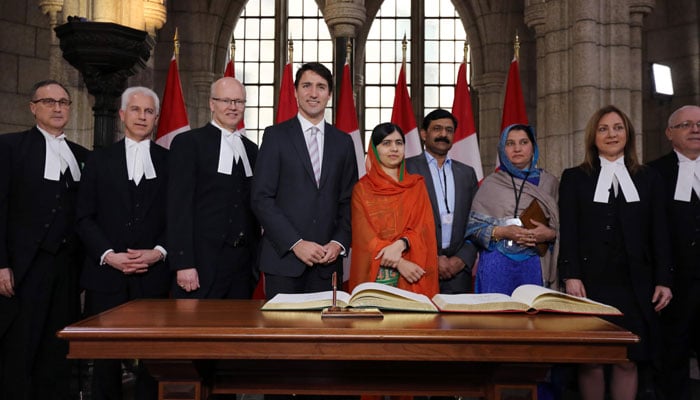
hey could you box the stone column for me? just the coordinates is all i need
[324,0,366,39]
[323,0,366,127]
[629,0,655,159]
[471,72,507,170]
[191,71,216,127]
[524,0,655,175]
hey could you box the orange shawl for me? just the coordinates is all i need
[349,151,439,297]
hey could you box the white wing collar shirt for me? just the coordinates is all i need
[593,156,640,203]
[673,149,700,201]
[38,126,81,182]
[213,120,252,177]
[125,137,157,185]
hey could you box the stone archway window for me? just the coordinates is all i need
[233,0,333,144]
[363,0,468,148]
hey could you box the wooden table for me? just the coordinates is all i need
[58,299,638,400]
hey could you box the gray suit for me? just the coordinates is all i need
[406,152,478,293]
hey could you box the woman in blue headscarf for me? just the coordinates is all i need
[466,124,559,294]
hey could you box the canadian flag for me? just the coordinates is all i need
[276,62,298,123]
[391,64,421,158]
[156,54,190,149]
[449,62,483,181]
[501,56,528,131]
[223,48,245,131]
[336,62,366,178]
[495,56,528,169]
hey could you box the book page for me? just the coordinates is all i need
[510,284,622,315]
[510,284,556,307]
[348,282,438,312]
[261,290,351,310]
[431,293,530,312]
[349,282,433,304]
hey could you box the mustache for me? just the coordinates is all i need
[434,137,451,144]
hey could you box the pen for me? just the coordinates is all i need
[331,271,337,308]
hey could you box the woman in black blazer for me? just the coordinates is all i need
[558,105,673,400]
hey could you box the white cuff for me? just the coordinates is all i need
[100,249,114,265]
[154,245,167,261]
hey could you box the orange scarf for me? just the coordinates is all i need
[349,149,439,297]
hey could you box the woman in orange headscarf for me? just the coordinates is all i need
[349,122,439,298]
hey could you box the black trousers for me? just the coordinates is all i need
[656,277,700,400]
[0,246,81,400]
[84,275,169,400]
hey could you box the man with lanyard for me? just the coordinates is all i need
[406,108,479,294]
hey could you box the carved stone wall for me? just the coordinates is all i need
[0,0,698,166]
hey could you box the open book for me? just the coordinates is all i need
[261,282,438,312]
[432,284,622,315]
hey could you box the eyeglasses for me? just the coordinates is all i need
[32,98,72,108]
[211,98,246,107]
[669,121,700,130]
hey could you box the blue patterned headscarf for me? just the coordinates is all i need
[498,124,541,184]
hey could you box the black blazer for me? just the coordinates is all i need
[558,165,674,298]
[405,153,478,269]
[0,127,89,285]
[251,117,358,278]
[647,152,700,278]
[76,139,170,295]
[167,124,259,292]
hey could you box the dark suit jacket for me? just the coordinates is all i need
[76,139,170,295]
[406,153,478,292]
[251,117,358,278]
[0,127,88,335]
[167,124,259,295]
[647,152,700,279]
[0,127,89,285]
[558,165,674,310]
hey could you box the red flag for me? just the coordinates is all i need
[223,59,234,78]
[501,57,528,131]
[336,62,366,178]
[223,56,245,131]
[391,64,421,158]
[449,62,483,181]
[156,55,190,149]
[336,61,365,286]
[225,51,263,298]
[276,62,298,123]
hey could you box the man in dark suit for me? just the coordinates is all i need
[0,80,89,399]
[406,109,478,294]
[76,86,170,400]
[168,77,259,299]
[252,62,358,299]
[648,105,700,400]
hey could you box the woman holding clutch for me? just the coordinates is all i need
[466,124,559,294]
[349,122,439,299]
[558,105,673,400]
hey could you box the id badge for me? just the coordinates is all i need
[504,217,522,226]
[441,212,454,225]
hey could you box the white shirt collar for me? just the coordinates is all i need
[37,126,81,182]
[297,114,325,136]
[212,120,252,177]
[673,149,700,201]
[593,156,640,203]
[125,137,156,184]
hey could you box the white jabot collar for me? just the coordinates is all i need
[673,150,700,202]
[125,137,156,185]
[213,120,252,177]
[38,126,81,182]
[594,156,640,203]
